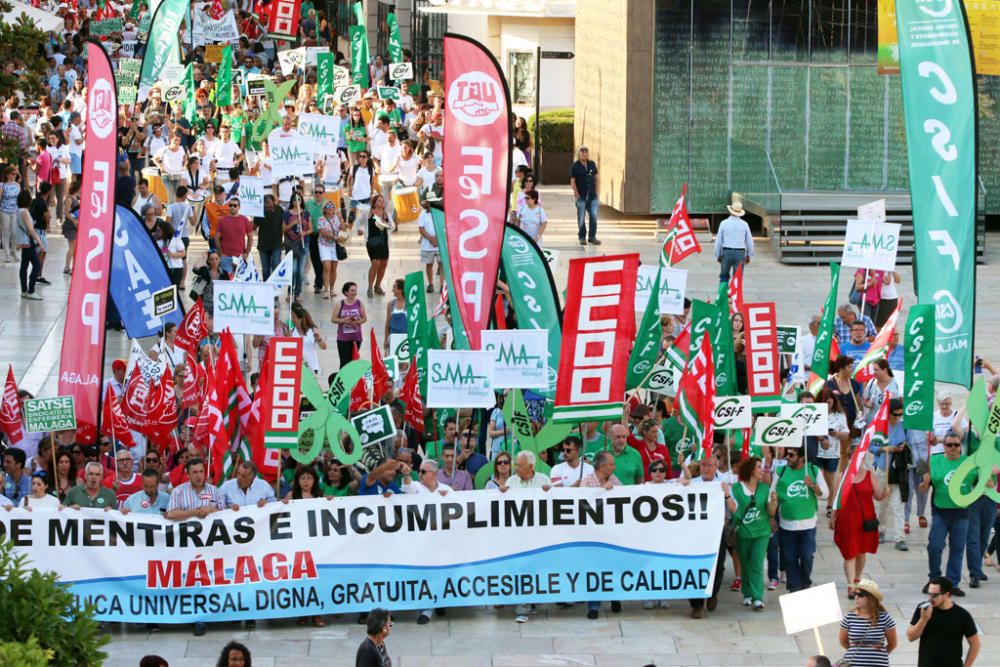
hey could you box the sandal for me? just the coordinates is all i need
[904,522,910,535]
[918,516,928,529]
[313,617,326,627]
[730,577,742,592]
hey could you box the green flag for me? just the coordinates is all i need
[138,0,185,91]
[404,271,438,396]
[712,281,738,396]
[808,263,841,395]
[688,300,715,355]
[625,268,662,391]
[430,208,470,350]
[350,2,370,88]
[216,44,233,107]
[130,0,144,21]
[317,52,335,106]
[387,12,403,64]
[182,63,196,123]
[903,304,936,430]
[896,1,976,388]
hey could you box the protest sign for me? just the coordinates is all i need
[118,86,137,106]
[214,281,276,335]
[121,40,137,58]
[753,417,805,448]
[306,46,328,67]
[159,63,185,85]
[192,8,239,46]
[634,265,687,315]
[0,486,723,622]
[334,84,361,106]
[780,582,842,654]
[776,325,798,355]
[333,65,351,89]
[92,17,123,36]
[540,247,560,271]
[261,338,303,450]
[351,405,398,446]
[841,220,901,272]
[297,113,342,154]
[390,62,413,80]
[383,356,399,381]
[712,395,752,429]
[246,75,270,98]
[389,334,410,362]
[237,177,265,217]
[151,285,177,318]
[743,302,780,397]
[646,365,678,396]
[481,330,548,390]
[162,83,185,103]
[780,402,829,437]
[204,44,226,63]
[857,199,886,224]
[426,350,495,409]
[269,134,314,180]
[277,48,306,75]
[377,86,400,101]
[23,396,77,433]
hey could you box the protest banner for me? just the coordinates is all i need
[317,52,334,104]
[753,417,805,448]
[151,285,177,318]
[897,0,976,387]
[780,402,829,437]
[192,7,239,46]
[305,46,327,66]
[333,65,351,89]
[23,396,77,433]
[481,329,548,390]
[712,395,752,430]
[204,44,226,64]
[377,86,400,101]
[260,338,303,450]
[92,17,123,36]
[214,282,276,335]
[554,254,639,422]
[776,325,798,355]
[238,176,265,217]
[388,333,410,362]
[349,19,370,88]
[277,47,306,76]
[0,485,723,622]
[903,304,936,429]
[645,365,678,396]
[387,11,403,63]
[390,62,413,81]
[269,134,314,180]
[841,220,901,272]
[426,350,495,409]
[634,265,687,315]
[297,113,342,154]
[268,0,301,40]
[743,302,780,397]
[138,0,185,94]
[334,85,361,106]
[351,405,397,446]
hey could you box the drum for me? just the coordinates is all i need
[392,186,420,224]
[323,189,343,211]
[186,192,206,233]
[141,167,168,203]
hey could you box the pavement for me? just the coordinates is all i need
[2,185,999,666]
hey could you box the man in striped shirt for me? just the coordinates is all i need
[166,458,224,521]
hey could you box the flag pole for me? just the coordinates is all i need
[109,399,119,479]
[50,430,60,496]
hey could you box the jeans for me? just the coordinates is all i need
[928,506,969,585]
[575,196,598,240]
[219,255,236,275]
[690,536,727,608]
[291,248,307,297]
[767,532,781,581]
[966,495,996,578]
[718,248,746,282]
[737,535,768,602]
[778,527,816,592]
[878,484,906,543]
[19,246,41,293]
[259,248,282,281]
[904,468,928,521]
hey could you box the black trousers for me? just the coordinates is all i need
[690,536,727,609]
[309,236,324,290]
[19,246,40,293]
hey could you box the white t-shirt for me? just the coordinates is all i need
[416,167,437,194]
[48,145,70,178]
[378,142,402,174]
[549,461,595,487]
[395,154,419,186]
[881,272,899,299]
[293,327,322,373]
[68,124,84,157]
[201,137,220,159]
[22,494,60,510]
[369,127,388,158]
[167,201,192,238]
[420,123,444,160]
[417,209,437,252]
[516,204,547,241]
[165,236,185,269]
[156,145,186,175]
[213,141,242,170]
[147,134,167,159]
[351,165,373,200]
[156,341,187,368]
[322,154,344,187]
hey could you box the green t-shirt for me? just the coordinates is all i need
[583,433,606,458]
[64,485,117,509]
[305,200,324,230]
[343,123,368,153]
[321,483,353,497]
[611,446,644,486]
[224,112,245,144]
[774,464,819,521]
[930,454,971,510]
[732,483,771,539]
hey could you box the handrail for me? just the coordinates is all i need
[765,151,782,196]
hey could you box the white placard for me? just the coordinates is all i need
[297,113,342,154]
[841,220,901,272]
[481,329,548,389]
[426,350,496,408]
[645,364,678,397]
[857,199,886,224]
[389,62,413,80]
[237,176,265,217]
[333,84,361,106]
[192,8,239,45]
[540,247,560,271]
[159,63,185,85]
[780,402,829,437]
[277,47,306,76]
[269,134,314,180]
[213,281,275,335]
[779,582,843,635]
[333,65,351,89]
[388,333,410,362]
[712,395,752,429]
[306,46,328,67]
[753,416,805,449]
[635,265,688,315]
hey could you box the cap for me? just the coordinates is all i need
[112,359,126,372]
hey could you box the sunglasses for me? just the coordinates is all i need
[891,412,903,417]
[561,448,578,453]
[228,204,239,208]
[854,590,871,599]
[496,460,510,466]
[145,457,159,463]
[419,469,433,474]
[650,467,666,473]
[945,442,961,448]
[928,592,943,598]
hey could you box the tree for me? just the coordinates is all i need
[0,0,50,164]
[0,539,109,667]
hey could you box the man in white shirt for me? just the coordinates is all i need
[154,132,187,203]
[368,115,390,163]
[507,450,552,490]
[419,111,444,166]
[219,461,277,510]
[687,452,731,617]
[67,111,84,183]
[713,201,754,283]
[211,125,243,185]
[417,202,441,293]
[549,436,594,487]
[800,315,820,372]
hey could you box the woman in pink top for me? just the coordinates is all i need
[852,268,883,322]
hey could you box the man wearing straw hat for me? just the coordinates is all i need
[714,200,754,282]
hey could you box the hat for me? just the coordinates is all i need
[323,201,336,209]
[112,359,126,373]
[849,579,884,602]
[727,201,746,217]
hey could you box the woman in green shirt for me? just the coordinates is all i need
[724,456,777,610]
[323,459,358,497]
[343,108,368,162]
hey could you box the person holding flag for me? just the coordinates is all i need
[770,445,828,592]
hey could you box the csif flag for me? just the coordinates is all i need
[625,267,663,391]
[138,0,185,96]
[832,396,891,510]
[853,299,904,383]
[676,332,716,460]
[1,366,24,445]
[387,12,403,64]
[807,263,842,395]
[370,329,392,403]
[60,41,117,444]
[443,35,512,350]
[903,305,936,430]
[216,44,233,106]
[660,184,701,267]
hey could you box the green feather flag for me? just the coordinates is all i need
[625,268,663,391]
[216,44,233,107]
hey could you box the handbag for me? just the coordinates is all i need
[848,286,863,306]
[852,481,879,532]
[335,242,348,261]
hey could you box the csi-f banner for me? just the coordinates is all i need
[316,53,334,106]
[387,12,403,64]
[138,0,185,95]
[554,254,640,422]
[430,208,470,351]
[753,417,805,449]
[896,0,976,387]
[426,350,496,409]
[268,0,301,40]
[238,177,265,217]
[349,26,369,88]
[500,224,562,398]
[841,220,901,272]
[743,302,780,397]
[110,206,183,339]
[443,35,512,350]
[481,329,548,390]
[215,44,233,107]
[214,282,276,335]
[779,402,829,437]
[808,263,842,394]
[904,304,936,429]
[0,486,724,622]
[626,267,663,392]
[712,395,752,430]
[59,42,117,444]
[635,265,687,315]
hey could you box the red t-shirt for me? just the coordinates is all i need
[216,214,251,257]
[628,435,675,481]
[103,472,144,508]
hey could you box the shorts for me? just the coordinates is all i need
[36,230,47,251]
[816,457,839,473]
[182,237,190,250]
[61,220,77,241]
[420,249,439,265]
[70,153,82,175]
[366,241,389,261]
[318,243,338,262]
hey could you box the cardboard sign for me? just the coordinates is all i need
[297,113,342,154]
[744,302,780,396]
[857,199,886,224]
[780,402,829,437]
[333,65,352,89]
[780,582,842,635]
[23,396,77,433]
[269,134,314,180]
[277,47,306,75]
[204,44,226,64]
[118,86,137,106]
[246,75,269,97]
[645,364,678,397]
[481,329,548,390]
[426,350,496,409]
[841,220,902,272]
[151,285,178,318]
[389,334,410,362]
[238,176,265,217]
[334,85,361,106]
[635,265,688,315]
[753,416,805,448]
[162,83,186,103]
[383,355,399,382]
[213,281,276,335]
[351,405,398,446]
[712,395,752,429]
[776,325,799,355]
[306,46,328,66]
[92,17,123,36]
[389,62,413,80]
[377,86,400,101]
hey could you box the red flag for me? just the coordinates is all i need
[660,184,702,266]
[1,366,24,446]
[120,364,150,431]
[248,346,281,482]
[181,360,206,409]
[349,343,371,412]
[400,361,424,433]
[676,332,716,459]
[728,261,745,315]
[201,366,230,482]
[175,299,209,355]
[665,321,691,372]
[209,0,224,20]
[370,329,392,404]
[100,383,136,448]
[493,292,507,330]
[143,366,178,448]
[853,299,904,384]
[832,396,892,510]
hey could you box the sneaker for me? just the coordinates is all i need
[970,576,980,589]
[20,292,27,298]
[658,600,670,609]
[742,597,752,607]
[514,614,529,624]
[193,622,206,636]
[690,607,705,619]
[36,277,51,285]
[588,238,602,245]
[586,609,599,620]
[610,601,622,613]
[417,612,431,625]
[24,293,41,300]
[952,587,966,597]
[752,600,765,611]
[426,285,434,293]
[642,600,655,610]
[895,541,909,552]
[730,578,742,592]
[980,573,989,582]
[767,579,779,591]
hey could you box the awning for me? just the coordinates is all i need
[2,1,65,32]
[418,0,575,18]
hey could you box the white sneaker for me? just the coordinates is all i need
[658,600,670,609]
[752,600,765,611]
[24,293,41,301]
[642,600,655,610]
[742,597,752,606]
[514,614,528,624]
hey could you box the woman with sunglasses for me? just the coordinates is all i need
[322,460,357,497]
[838,579,897,667]
[485,454,514,491]
[725,456,777,611]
